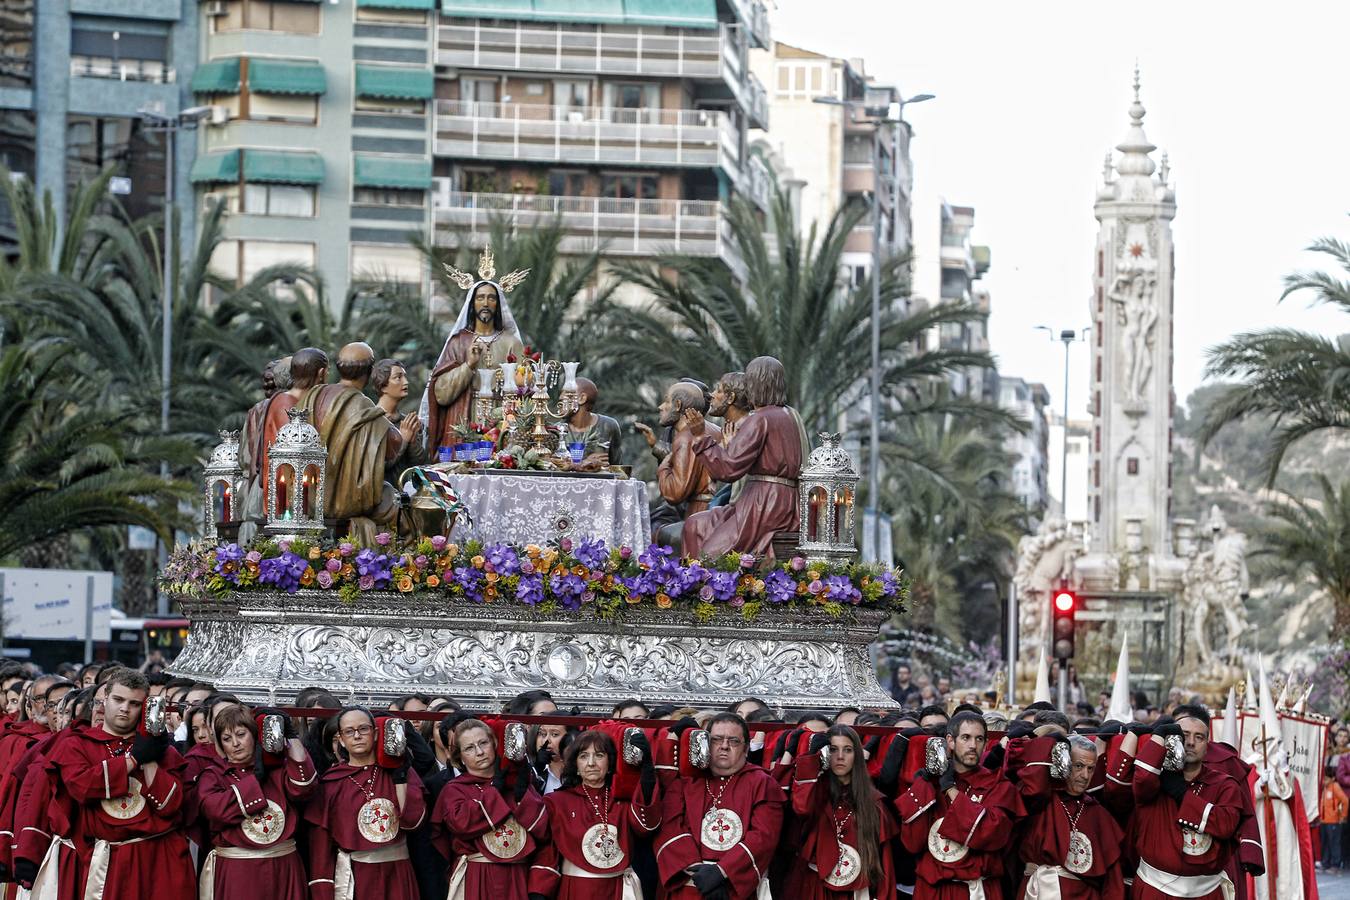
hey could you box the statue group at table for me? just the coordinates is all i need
[236,246,804,560]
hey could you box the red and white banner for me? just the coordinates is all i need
[1212,710,1328,821]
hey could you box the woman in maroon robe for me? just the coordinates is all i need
[306,706,428,900]
[528,729,660,899]
[784,726,897,900]
[432,717,550,900]
[197,706,317,900]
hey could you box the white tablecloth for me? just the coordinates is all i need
[445,472,651,549]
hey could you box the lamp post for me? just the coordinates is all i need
[813,91,933,562]
[1034,325,1091,519]
[139,105,212,614]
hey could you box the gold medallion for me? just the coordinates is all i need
[1065,830,1093,874]
[357,797,399,843]
[1180,826,1212,856]
[243,800,287,846]
[700,807,743,851]
[927,818,969,864]
[101,776,145,820]
[581,823,623,869]
[825,843,861,887]
[484,814,528,859]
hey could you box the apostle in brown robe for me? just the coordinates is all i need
[257,349,331,520]
[652,382,720,546]
[895,711,1025,899]
[239,358,291,538]
[681,358,801,560]
[423,280,526,454]
[1010,734,1125,899]
[655,713,784,900]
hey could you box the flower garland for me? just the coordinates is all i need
[161,535,907,623]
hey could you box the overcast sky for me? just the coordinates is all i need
[769,1,1350,418]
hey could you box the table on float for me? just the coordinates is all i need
[443,471,651,548]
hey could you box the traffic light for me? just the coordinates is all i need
[1051,587,1077,660]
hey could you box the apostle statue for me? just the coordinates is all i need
[680,357,802,561]
[372,357,428,481]
[645,381,719,547]
[706,371,752,508]
[296,343,412,541]
[561,377,623,469]
[422,246,528,452]
[238,356,290,543]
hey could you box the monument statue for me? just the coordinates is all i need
[681,357,801,561]
[646,380,719,547]
[422,246,528,452]
[1182,505,1251,669]
[1107,260,1158,409]
[1014,515,1084,658]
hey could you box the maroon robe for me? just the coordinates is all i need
[184,741,227,854]
[11,731,66,877]
[1010,737,1125,899]
[260,393,299,513]
[0,719,48,872]
[197,752,318,900]
[654,765,785,900]
[529,781,661,899]
[305,763,427,900]
[1204,742,1263,900]
[895,766,1025,900]
[783,752,897,900]
[1128,737,1245,900]
[46,727,194,900]
[431,773,550,900]
[681,407,802,560]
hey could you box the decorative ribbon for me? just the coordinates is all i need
[561,860,643,900]
[84,832,176,900]
[1135,860,1235,900]
[198,840,297,900]
[400,467,473,524]
[333,840,409,900]
[21,836,72,900]
[1021,862,1081,899]
[445,852,489,900]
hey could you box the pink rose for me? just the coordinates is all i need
[316,570,334,589]
[790,556,806,572]
[375,532,391,546]
[339,542,355,557]
[325,558,341,573]
[430,535,447,551]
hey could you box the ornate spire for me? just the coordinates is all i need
[1114,64,1156,178]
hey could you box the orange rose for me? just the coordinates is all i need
[625,592,642,605]
[471,555,486,569]
[525,544,543,558]
[308,547,322,560]
[426,575,441,588]
[299,568,315,587]
[655,593,672,609]
[572,565,587,577]
[485,572,499,584]
[340,563,355,579]
[395,574,414,593]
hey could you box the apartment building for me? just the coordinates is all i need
[0,0,198,253]
[749,41,912,282]
[997,376,1051,513]
[911,195,992,400]
[432,0,773,289]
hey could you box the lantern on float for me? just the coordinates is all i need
[203,430,244,543]
[797,432,859,563]
[265,408,326,540]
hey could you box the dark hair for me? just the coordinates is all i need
[716,371,751,410]
[469,281,506,331]
[952,703,983,717]
[730,696,770,715]
[705,712,750,744]
[796,710,831,729]
[745,356,787,407]
[946,711,987,739]
[917,704,948,723]
[745,707,780,724]
[1073,717,1102,733]
[43,679,76,701]
[647,704,677,719]
[391,693,432,711]
[561,730,616,789]
[95,665,127,687]
[335,346,376,382]
[145,672,170,687]
[1172,704,1211,727]
[104,668,149,695]
[213,704,256,744]
[165,676,195,692]
[612,698,648,717]
[1033,710,1072,732]
[1024,701,1056,713]
[822,726,885,883]
[370,358,406,395]
[186,705,211,740]
[296,686,339,707]
[855,712,883,726]
[290,347,329,389]
[69,687,97,724]
[507,690,555,716]
[1329,765,1339,779]
[437,709,473,747]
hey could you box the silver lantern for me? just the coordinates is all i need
[264,408,326,541]
[797,432,859,564]
[203,430,244,542]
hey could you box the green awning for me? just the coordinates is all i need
[532,0,624,22]
[189,150,240,184]
[622,0,716,28]
[190,58,241,95]
[441,0,535,16]
[355,65,434,101]
[359,0,435,8]
[353,156,432,190]
[243,150,325,185]
[247,59,327,96]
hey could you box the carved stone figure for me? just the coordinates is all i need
[1014,516,1084,658]
[648,381,720,547]
[1107,260,1158,408]
[1182,506,1251,668]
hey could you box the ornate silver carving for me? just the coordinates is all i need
[265,408,326,540]
[1162,733,1185,772]
[203,430,243,542]
[168,591,898,712]
[687,730,710,769]
[503,723,528,762]
[798,433,860,563]
[1049,740,1071,780]
[142,695,167,736]
[261,714,286,755]
[382,718,407,757]
[621,728,644,767]
[924,736,948,775]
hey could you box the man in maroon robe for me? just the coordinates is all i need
[1010,733,1125,899]
[0,676,70,877]
[44,668,194,900]
[655,712,784,900]
[1202,740,1263,900]
[1123,707,1246,899]
[681,358,801,561]
[896,711,1025,899]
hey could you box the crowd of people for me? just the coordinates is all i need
[0,657,1310,900]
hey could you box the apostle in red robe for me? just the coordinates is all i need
[197,706,316,900]
[432,717,550,900]
[44,669,195,900]
[1009,733,1125,899]
[654,712,784,900]
[306,706,427,900]
[895,711,1025,899]
[529,729,661,899]
[1124,707,1246,900]
[784,726,898,900]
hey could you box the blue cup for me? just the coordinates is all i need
[437,446,453,463]
[567,441,586,464]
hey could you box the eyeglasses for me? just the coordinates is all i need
[709,736,745,748]
[340,724,374,738]
[459,740,493,755]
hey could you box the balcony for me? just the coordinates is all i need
[745,69,768,130]
[743,151,771,211]
[434,100,740,173]
[70,56,176,84]
[439,21,729,78]
[432,183,744,277]
[730,0,772,49]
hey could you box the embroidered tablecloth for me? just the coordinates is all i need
[445,472,651,549]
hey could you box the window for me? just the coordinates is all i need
[64,115,165,222]
[249,93,318,123]
[215,0,321,34]
[202,184,241,214]
[604,82,659,123]
[600,173,657,200]
[547,170,587,196]
[243,184,316,217]
[460,77,497,108]
[351,245,423,285]
[775,65,788,93]
[353,187,424,207]
[355,5,425,24]
[70,21,171,82]
[241,240,315,282]
[554,80,590,111]
[354,95,425,116]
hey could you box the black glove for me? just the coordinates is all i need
[780,727,805,759]
[938,766,958,793]
[514,769,531,802]
[391,760,410,785]
[877,734,910,795]
[1160,771,1187,802]
[899,726,926,739]
[691,863,727,897]
[534,747,555,776]
[0,861,9,882]
[130,733,168,766]
[670,716,699,740]
[628,731,652,767]
[640,761,658,804]
[982,742,1006,772]
[1154,722,1183,738]
[13,859,36,890]
[529,894,548,900]
[1006,720,1036,740]
[405,725,437,778]
[254,744,267,781]
[282,712,298,740]
[1126,722,1153,737]
[808,732,830,755]
[491,769,508,796]
[769,728,791,762]
[1096,721,1126,736]
[863,735,881,758]
[566,705,581,717]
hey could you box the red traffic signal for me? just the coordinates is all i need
[1051,588,1077,660]
[1053,591,1075,612]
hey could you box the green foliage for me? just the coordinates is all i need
[1255,476,1350,634]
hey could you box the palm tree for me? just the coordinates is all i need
[1256,475,1350,634]
[1201,234,1350,484]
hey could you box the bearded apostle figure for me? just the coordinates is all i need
[422,247,528,453]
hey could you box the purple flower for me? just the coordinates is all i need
[824,575,862,604]
[414,555,428,569]
[244,550,262,564]
[574,538,608,570]
[358,574,375,591]
[430,535,448,551]
[375,531,391,546]
[619,546,633,560]
[316,570,334,589]
[277,541,291,554]
[729,595,745,608]
[339,542,355,557]
[807,579,827,596]
[325,558,341,573]
[559,537,573,553]
[739,553,756,570]
[879,570,900,598]
[549,571,587,609]
[707,571,738,603]
[520,559,536,576]
[581,590,595,605]
[453,566,485,602]
[516,573,544,605]
[699,585,714,601]
[764,570,797,604]
[485,543,521,577]
[213,543,245,585]
[258,551,308,594]
[789,556,806,572]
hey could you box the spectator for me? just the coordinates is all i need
[1322,763,1347,872]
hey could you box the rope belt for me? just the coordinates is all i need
[334,839,409,900]
[561,860,642,900]
[85,831,182,900]
[746,475,796,488]
[1021,862,1081,899]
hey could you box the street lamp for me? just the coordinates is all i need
[813,91,933,563]
[1033,324,1091,519]
[139,105,212,614]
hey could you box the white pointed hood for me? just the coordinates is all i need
[1033,654,1052,706]
[1219,685,1238,747]
[1104,634,1132,724]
